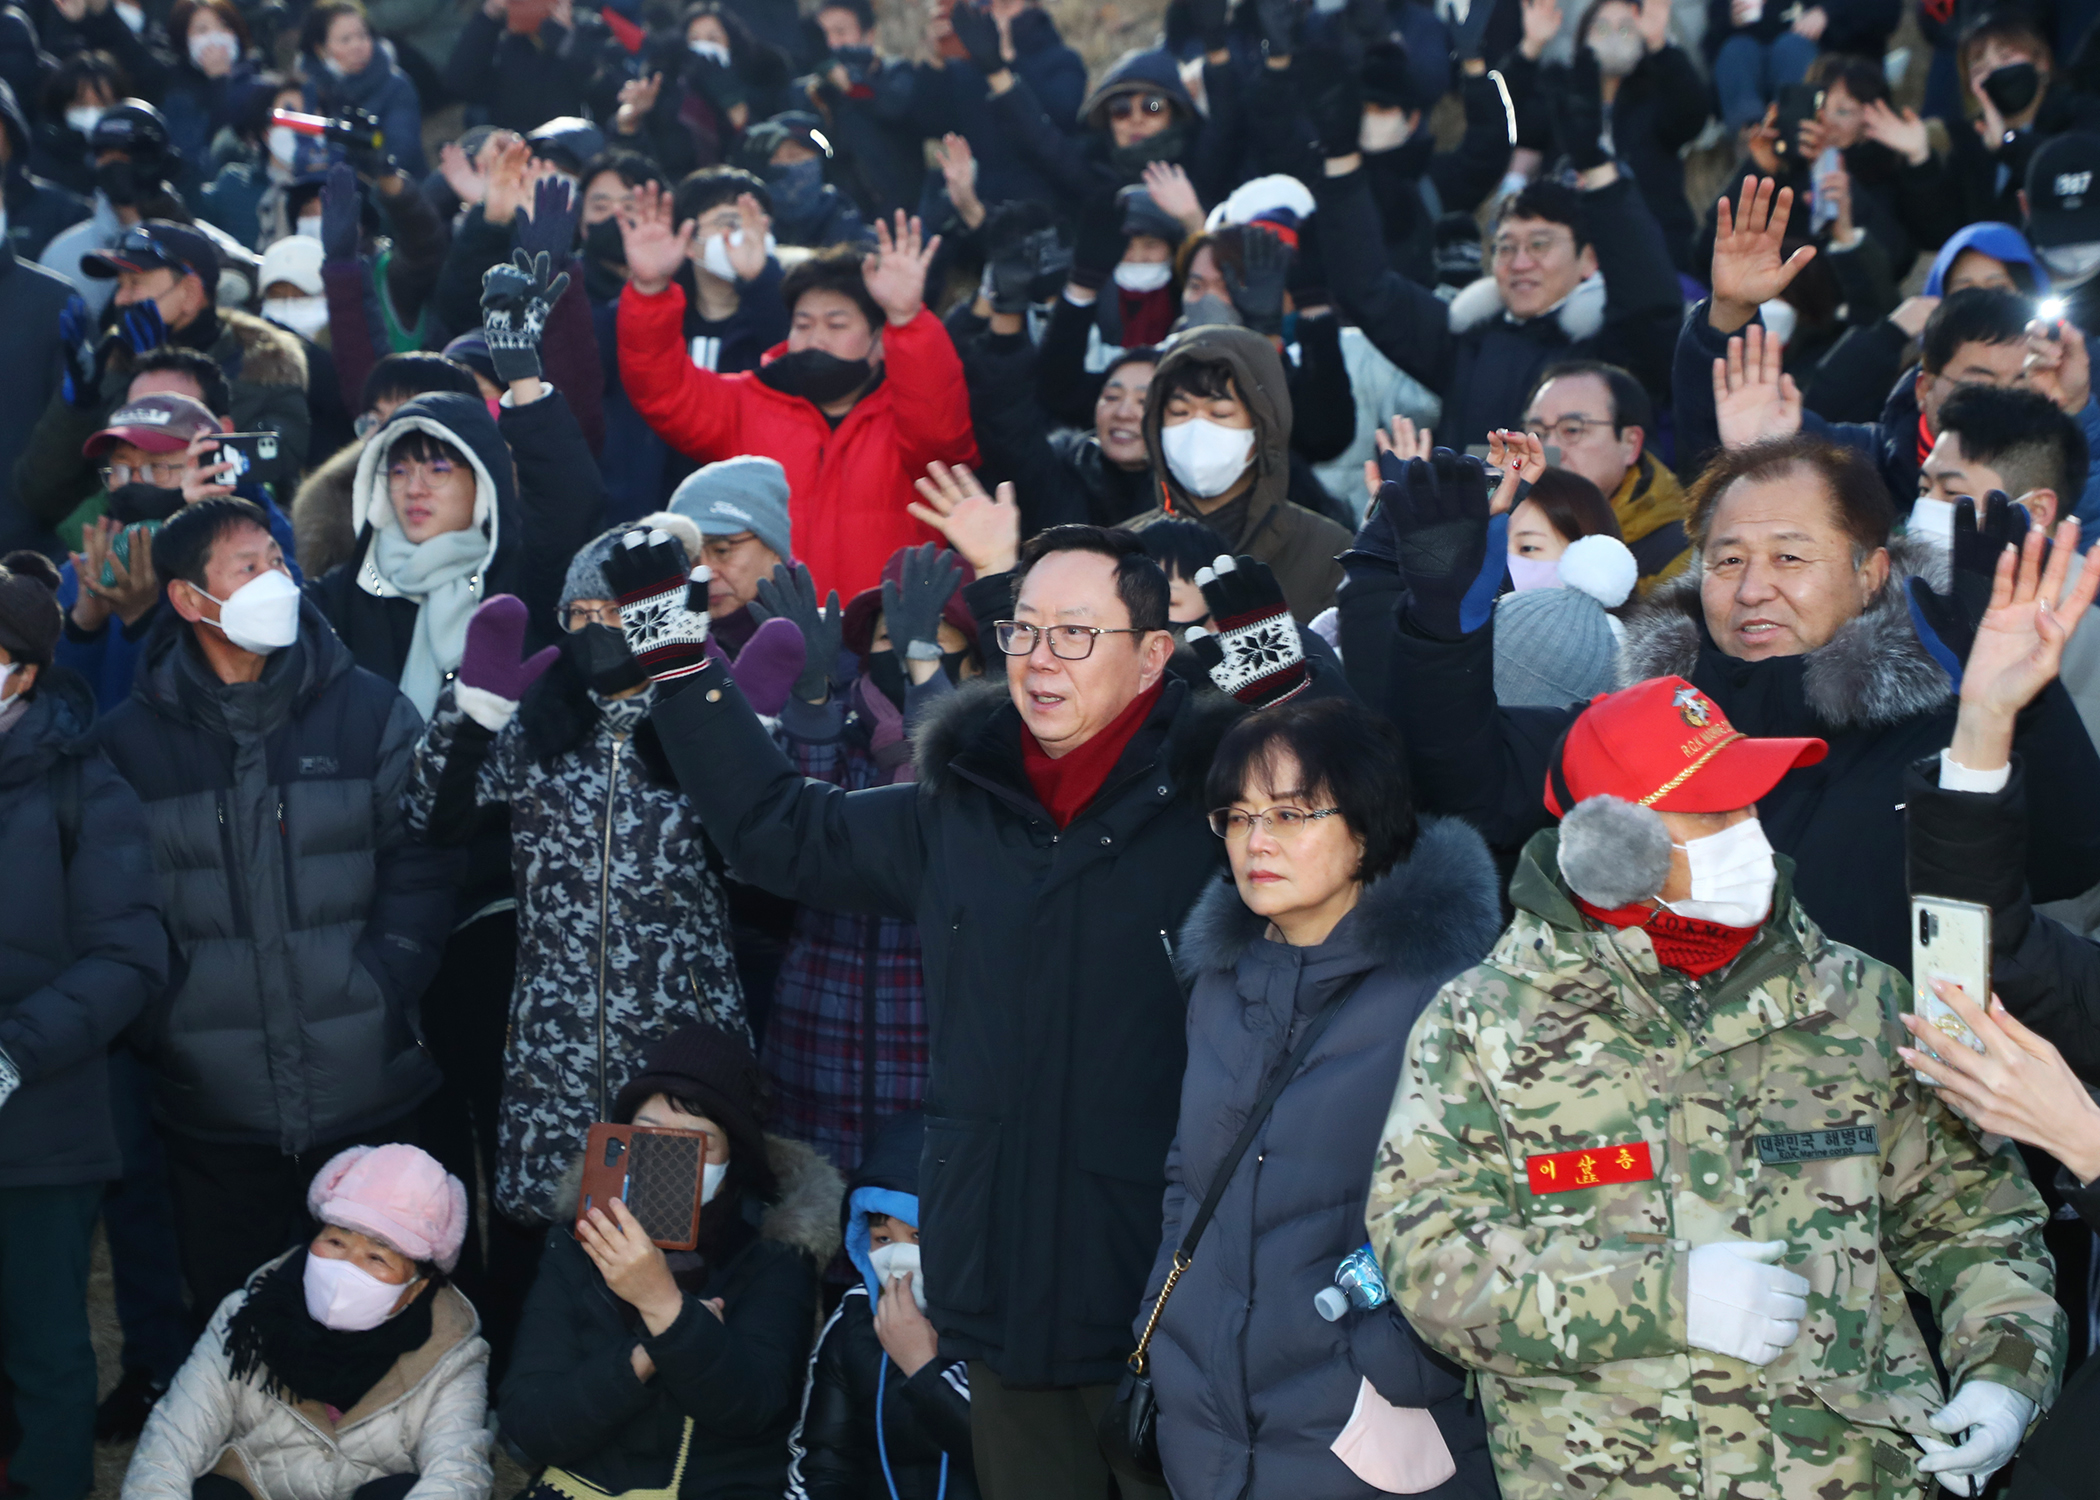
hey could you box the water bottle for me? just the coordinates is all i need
[1313,1243,1389,1321]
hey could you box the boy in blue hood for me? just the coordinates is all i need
[788,1113,979,1500]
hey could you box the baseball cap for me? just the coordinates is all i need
[1543,676,1826,817]
[258,233,325,296]
[82,392,221,459]
[2025,132,2100,249]
[82,220,221,295]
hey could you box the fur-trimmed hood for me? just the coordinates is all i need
[909,673,1246,805]
[1616,534,1953,732]
[551,1133,843,1264]
[221,307,310,389]
[290,437,364,582]
[1447,270,1606,342]
[1173,814,1502,981]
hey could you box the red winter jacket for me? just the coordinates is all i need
[617,281,980,598]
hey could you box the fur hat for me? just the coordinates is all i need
[1556,793,1673,907]
[307,1144,468,1273]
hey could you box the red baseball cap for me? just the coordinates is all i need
[1543,676,1827,817]
[82,392,221,459]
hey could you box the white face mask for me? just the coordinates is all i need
[267,125,299,165]
[868,1241,928,1313]
[1909,496,1956,547]
[195,569,301,654]
[296,213,323,241]
[1505,553,1561,591]
[2042,241,2100,284]
[689,38,730,64]
[1663,817,1776,929]
[698,228,776,281]
[303,1251,411,1331]
[1112,260,1173,293]
[1161,418,1255,498]
[0,662,21,708]
[264,295,329,337]
[66,105,103,136]
[700,1157,728,1205]
[1589,29,1644,77]
[189,29,239,69]
[1359,108,1412,153]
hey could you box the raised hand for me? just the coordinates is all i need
[1141,160,1205,233]
[1223,225,1292,337]
[482,249,572,385]
[881,541,965,660]
[1898,982,2100,1182]
[614,71,662,134]
[2024,317,2091,414]
[1712,323,1802,449]
[1184,554,1308,704]
[1486,427,1548,514]
[863,211,940,326]
[750,562,843,704]
[1636,0,1670,51]
[1789,3,1825,37]
[1253,0,1295,58]
[618,180,695,297]
[456,594,560,728]
[181,433,238,503]
[1952,518,2096,736]
[932,133,985,229]
[601,528,712,683]
[1709,176,1816,333]
[320,162,362,262]
[725,192,772,280]
[1388,450,1506,639]
[948,1,1003,74]
[1861,99,1931,166]
[481,135,537,226]
[909,460,1020,576]
[517,173,580,264]
[438,140,488,204]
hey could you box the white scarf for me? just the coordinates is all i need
[370,523,489,717]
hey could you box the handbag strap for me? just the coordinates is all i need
[1129,967,1372,1372]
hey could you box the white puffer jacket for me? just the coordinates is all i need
[121,1256,493,1500]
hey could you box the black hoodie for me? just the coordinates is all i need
[0,76,90,262]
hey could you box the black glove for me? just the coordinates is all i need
[1185,554,1309,705]
[1288,204,1328,310]
[58,294,113,410]
[987,226,1061,313]
[882,542,964,662]
[1389,450,1507,640]
[1189,0,1229,51]
[751,561,844,703]
[602,528,712,683]
[1253,0,1295,57]
[339,107,398,179]
[1299,49,1365,161]
[517,174,580,267]
[320,162,362,263]
[1548,49,1609,172]
[1070,193,1125,291]
[481,248,571,385]
[1224,225,1293,337]
[1905,492,2034,681]
[949,3,1005,74]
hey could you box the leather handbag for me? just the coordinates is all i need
[1098,970,1372,1481]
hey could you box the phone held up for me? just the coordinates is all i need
[576,1122,711,1251]
[1910,895,1992,1087]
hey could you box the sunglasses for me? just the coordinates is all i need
[1107,93,1169,121]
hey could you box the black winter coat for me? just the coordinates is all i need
[1145,820,1502,1500]
[0,241,76,554]
[0,667,165,1186]
[94,605,456,1149]
[1359,70,1514,287]
[1376,539,2100,971]
[1602,46,1711,276]
[441,9,594,133]
[649,661,1327,1385]
[787,1290,977,1500]
[500,1137,838,1500]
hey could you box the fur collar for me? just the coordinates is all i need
[910,675,1245,805]
[1447,271,1606,342]
[1173,816,1503,980]
[290,438,365,582]
[550,1134,843,1261]
[223,307,310,389]
[1617,534,1953,731]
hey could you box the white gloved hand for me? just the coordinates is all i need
[1685,1239,1809,1366]
[1916,1379,2035,1495]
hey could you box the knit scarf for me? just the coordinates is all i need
[1575,896,1761,979]
[223,1251,437,1414]
[371,522,489,718]
[1918,408,1934,467]
[1022,680,1162,828]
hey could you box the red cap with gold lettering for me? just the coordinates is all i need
[1543,676,1826,818]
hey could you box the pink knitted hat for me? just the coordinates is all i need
[307,1144,468,1273]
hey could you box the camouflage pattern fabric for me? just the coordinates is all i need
[1368,829,2064,1500]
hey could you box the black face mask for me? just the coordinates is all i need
[940,648,969,685]
[1110,122,1187,179]
[756,347,873,404]
[584,216,626,267]
[95,158,141,207]
[564,622,649,696]
[831,44,875,80]
[1982,61,2042,118]
[863,648,906,709]
[107,481,184,524]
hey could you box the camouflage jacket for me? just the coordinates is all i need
[1368,830,2064,1500]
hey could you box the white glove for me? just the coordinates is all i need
[1685,1239,1809,1366]
[1916,1379,2034,1495]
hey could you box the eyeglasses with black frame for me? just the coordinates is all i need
[994,621,1151,660]
[1106,93,1169,120]
[1208,805,1344,840]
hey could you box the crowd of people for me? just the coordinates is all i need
[10,0,2100,1493]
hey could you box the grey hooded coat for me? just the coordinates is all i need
[1142,817,1503,1500]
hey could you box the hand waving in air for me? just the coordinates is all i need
[1709,176,1816,334]
[618,180,695,297]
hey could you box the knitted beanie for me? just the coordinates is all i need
[560,526,635,614]
[614,1022,771,1166]
[0,551,63,668]
[1493,585,1620,707]
[668,456,793,566]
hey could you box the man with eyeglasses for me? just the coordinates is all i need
[586,516,1333,1500]
[1524,359,1692,591]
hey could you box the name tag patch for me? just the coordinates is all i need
[1527,1142,1654,1195]
[1755,1126,1880,1165]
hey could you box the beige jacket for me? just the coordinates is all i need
[122,1258,492,1500]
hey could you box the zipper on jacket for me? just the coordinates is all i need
[596,734,626,1120]
[217,792,251,938]
[277,799,298,919]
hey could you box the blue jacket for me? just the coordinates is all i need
[303,40,427,178]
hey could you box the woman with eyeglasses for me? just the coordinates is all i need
[401,518,748,1367]
[1138,696,1502,1500]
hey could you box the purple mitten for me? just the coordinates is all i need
[458,595,559,728]
[726,615,808,716]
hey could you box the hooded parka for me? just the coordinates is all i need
[1121,325,1351,623]
[94,603,457,1149]
[1146,819,1502,1500]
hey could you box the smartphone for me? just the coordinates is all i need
[576,1123,711,1250]
[1910,895,1992,1085]
[213,431,282,485]
[99,519,163,588]
[1773,84,1824,163]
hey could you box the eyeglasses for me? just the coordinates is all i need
[1207,805,1343,839]
[1107,93,1169,121]
[994,621,1149,659]
[1525,415,1613,446]
[387,457,459,484]
[1490,231,1574,263]
[564,602,622,632]
[101,459,186,489]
